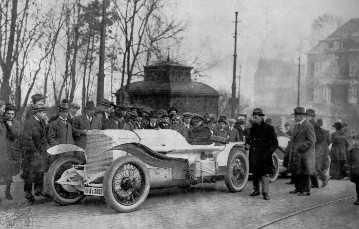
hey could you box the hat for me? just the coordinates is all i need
[236,119,246,125]
[156,109,168,116]
[284,122,291,126]
[316,119,323,127]
[129,110,139,119]
[110,102,117,109]
[168,106,178,114]
[306,109,316,117]
[97,98,111,107]
[228,119,236,124]
[61,98,70,104]
[31,94,45,103]
[161,113,169,118]
[0,100,6,106]
[252,108,265,116]
[140,109,150,117]
[192,113,204,121]
[33,104,46,112]
[218,116,227,124]
[84,101,95,110]
[291,107,306,115]
[59,103,69,111]
[183,112,193,118]
[5,103,16,112]
[69,103,80,109]
[332,119,343,128]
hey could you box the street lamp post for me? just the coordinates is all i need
[297,56,301,107]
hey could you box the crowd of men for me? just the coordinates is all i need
[0,94,358,206]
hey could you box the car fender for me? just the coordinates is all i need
[216,142,245,167]
[47,144,86,155]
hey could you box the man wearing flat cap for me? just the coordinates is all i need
[246,108,278,200]
[306,109,326,188]
[213,116,229,144]
[20,104,49,202]
[48,103,74,151]
[187,114,212,145]
[97,98,112,128]
[68,103,80,124]
[168,106,178,120]
[286,107,316,196]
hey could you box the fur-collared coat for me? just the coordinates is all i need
[20,116,49,173]
[188,124,212,145]
[246,121,278,175]
[287,119,316,175]
[48,117,74,147]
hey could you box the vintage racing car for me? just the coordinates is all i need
[46,129,250,213]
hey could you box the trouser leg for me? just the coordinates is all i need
[310,174,319,187]
[299,174,311,193]
[34,172,44,193]
[294,175,301,191]
[24,175,33,194]
[253,174,260,192]
[261,175,269,194]
[356,182,359,198]
[5,181,11,195]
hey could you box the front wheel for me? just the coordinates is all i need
[269,153,280,183]
[47,156,85,206]
[103,156,150,213]
[225,148,249,192]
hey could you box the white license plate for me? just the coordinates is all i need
[84,187,103,196]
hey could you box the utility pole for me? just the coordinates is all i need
[97,0,106,104]
[297,56,301,107]
[230,12,239,118]
[237,65,241,112]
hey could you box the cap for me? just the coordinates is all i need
[59,103,69,111]
[97,98,111,107]
[69,103,80,109]
[252,108,265,116]
[183,112,193,118]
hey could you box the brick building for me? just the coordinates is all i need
[306,18,359,131]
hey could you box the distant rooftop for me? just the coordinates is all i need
[324,18,359,41]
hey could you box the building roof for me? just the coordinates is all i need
[324,18,359,41]
[145,59,191,68]
[118,80,219,96]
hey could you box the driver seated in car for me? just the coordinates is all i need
[187,114,212,145]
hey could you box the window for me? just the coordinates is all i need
[314,86,331,103]
[349,59,359,77]
[348,85,358,104]
[328,41,333,48]
[314,62,322,75]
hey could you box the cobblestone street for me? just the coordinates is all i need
[0,177,358,229]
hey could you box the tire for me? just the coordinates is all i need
[225,148,249,192]
[103,156,150,213]
[47,156,85,206]
[269,153,280,183]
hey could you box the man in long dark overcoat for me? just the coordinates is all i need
[287,107,316,196]
[246,108,278,200]
[20,104,49,202]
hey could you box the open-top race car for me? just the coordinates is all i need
[46,129,250,213]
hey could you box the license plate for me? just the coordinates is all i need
[84,187,103,196]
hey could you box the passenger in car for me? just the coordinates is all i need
[187,114,212,145]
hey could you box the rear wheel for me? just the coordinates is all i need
[47,156,85,205]
[269,153,280,183]
[103,156,150,213]
[225,148,249,192]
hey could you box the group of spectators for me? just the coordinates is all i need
[0,94,358,206]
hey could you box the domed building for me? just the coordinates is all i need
[115,59,219,114]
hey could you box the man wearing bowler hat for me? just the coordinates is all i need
[287,107,316,196]
[20,104,49,202]
[246,108,278,200]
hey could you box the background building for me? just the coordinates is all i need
[115,59,219,115]
[253,59,305,126]
[306,18,359,131]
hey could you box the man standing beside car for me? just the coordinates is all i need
[246,108,278,200]
[287,107,316,196]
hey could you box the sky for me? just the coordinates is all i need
[170,0,359,104]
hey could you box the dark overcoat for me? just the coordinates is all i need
[73,114,101,149]
[48,118,74,147]
[227,127,240,142]
[287,119,316,175]
[20,116,49,173]
[347,145,359,183]
[2,120,22,178]
[234,123,245,141]
[315,128,331,172]
[246,121,278,175]
[188,124,212,145]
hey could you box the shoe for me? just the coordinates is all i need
[263,193,270,200]
[25,192,36,203]
[250,191,261,196]
[5,193,13,200]
[354,199,359,205]
[311,185,319,188]
[298,192,311,196]
[35,191,50,198]
[289,189,300,194]
[286,181,295,185]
